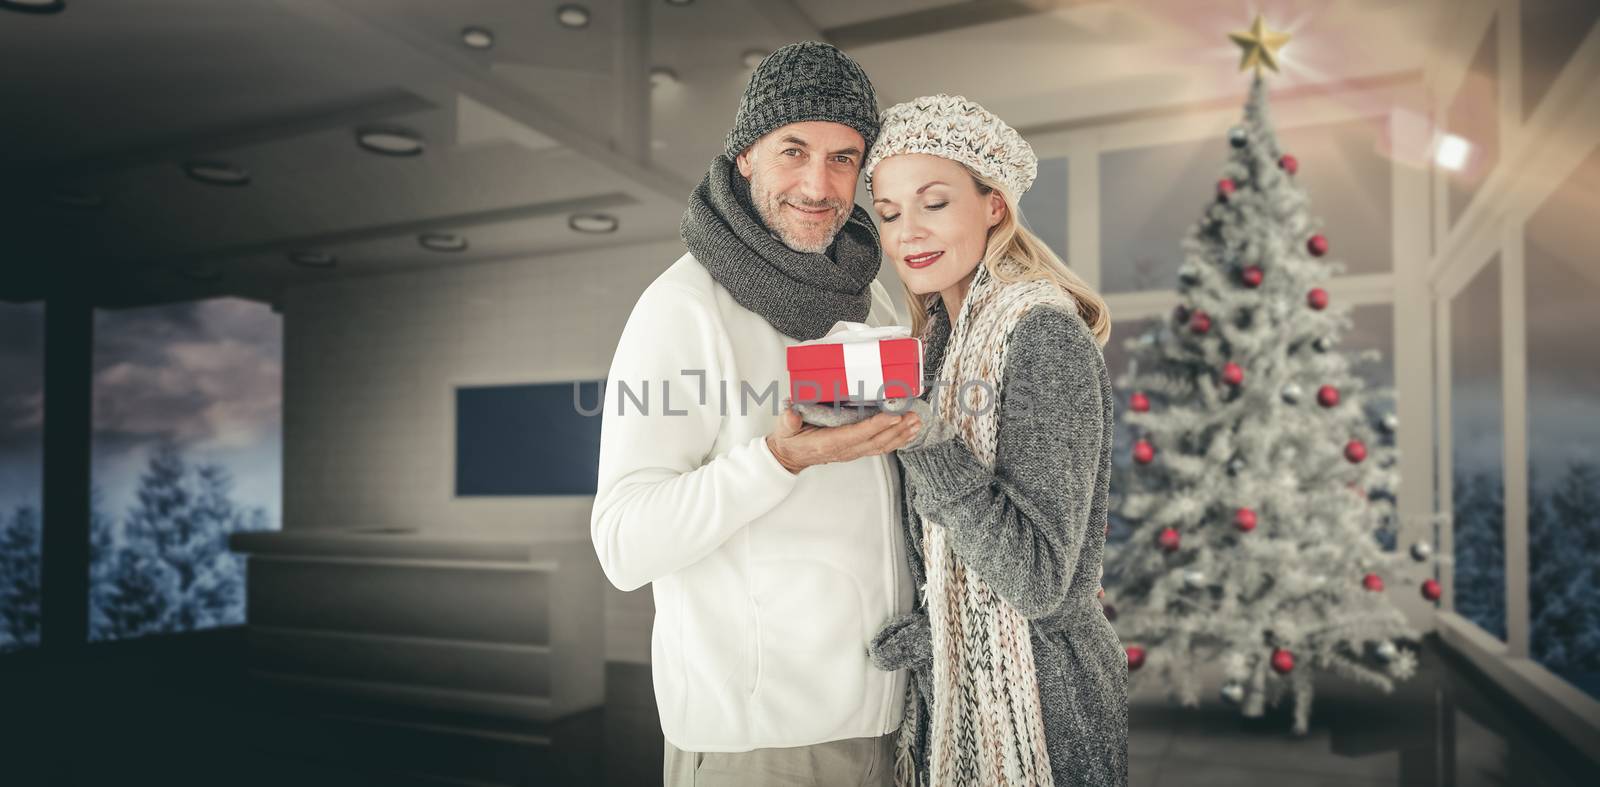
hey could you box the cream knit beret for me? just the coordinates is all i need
[864,94,1037,199]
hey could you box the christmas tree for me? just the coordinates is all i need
[1103,17,1427,735]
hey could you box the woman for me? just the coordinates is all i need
[864,95,1128,787]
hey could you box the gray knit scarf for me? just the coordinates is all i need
[680,154,882,341]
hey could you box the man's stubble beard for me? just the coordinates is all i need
[749,175,851,254]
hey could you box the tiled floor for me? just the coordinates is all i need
[2,632,1595,786]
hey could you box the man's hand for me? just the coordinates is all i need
[765,402,921,474]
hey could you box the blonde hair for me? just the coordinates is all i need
[902,166,1111,346]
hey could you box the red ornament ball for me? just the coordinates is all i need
[1307,234,1329,257]
[1363,573,1385,592]
[1217,178,1236,200]
[1345,439,1368,464]
[1271,648,1295,674]
[1221,361,1245,386]
[1133,439,1156,465]
[1307,287,1330,310]
[1126,646,1146,671]
[1317,385,1341,408]
[1157,527,1181,552]
[1279,154,1299,175]
[1234,507,1258,532]
[1240,265,1264,288]
[1421,578,1442,601]
[1130,391,1151,413]
[1189,309,1213,334]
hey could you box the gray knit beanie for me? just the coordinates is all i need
[724,41,880,159]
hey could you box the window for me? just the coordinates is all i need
[1018,157,1068,263]
[1524,147,1600,698]
[1451,257,1504,640]
[0,301,45,652]
[89,298,282,642]
[1276,119,1393,275]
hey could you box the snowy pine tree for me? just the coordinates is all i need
[93,443,271,640]
[0,504,42,651]
[1104,74,1420,734]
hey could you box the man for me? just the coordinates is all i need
[590,42,921,787]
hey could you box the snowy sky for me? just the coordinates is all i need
[0,298,282,529]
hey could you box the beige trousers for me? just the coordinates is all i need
[663,732,897,787]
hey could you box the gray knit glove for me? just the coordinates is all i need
[792,400,879,427]
[886,396,952,452]
[867,610,933,672]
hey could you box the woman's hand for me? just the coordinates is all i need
[884,396,952,452]
[868,610,933,671]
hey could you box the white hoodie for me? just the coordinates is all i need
[590,252,914,752]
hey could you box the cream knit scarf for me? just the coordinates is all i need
[898,257,1074,787]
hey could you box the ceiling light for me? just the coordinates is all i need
[1,0,66,14]
[556,4,590,29]
[1434,133,1471,172]
[419,232,469,252]
[461,26,494,50]
[49,187,103,208]
[649,66,678,88]
[183,161,250,186]
[664,0,694,6]
[568,213,619,234]
[356,126,425,156]
[742,49,767,69]
[288,250,337,268]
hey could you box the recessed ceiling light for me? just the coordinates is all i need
[419,232,469,252]
[649,66,678,88]
[461,26,494,50]
[288,250,337,268]
[1,0,66,14]
[742,49,768,69]
[569,213,619,234]
[664,0,694,6]
[49,187,104,208]
[556,4,590,29]
[356,126,425,156]
[183,161,250,186]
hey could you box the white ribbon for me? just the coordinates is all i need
[794,320,912,345]
[797,321,913,401]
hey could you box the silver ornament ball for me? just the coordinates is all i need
[1220,682,1245,704]
[1280,382,1303,404]
[1410,541,1433,562]
[1381,413,1400,433]
[1376,641,1398,661]
[1183,569,1207,590]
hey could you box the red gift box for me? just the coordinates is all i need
[786,324,923,403]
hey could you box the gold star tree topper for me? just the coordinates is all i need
[1229,14,1291,75]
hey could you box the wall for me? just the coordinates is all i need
[278,237,906,663]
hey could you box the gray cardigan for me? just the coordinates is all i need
[867,299,1129,786]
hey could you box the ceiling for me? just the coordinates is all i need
[0,0,1442,309]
